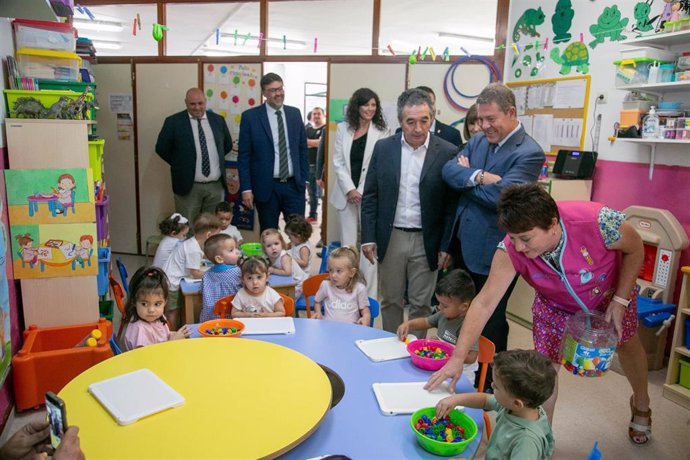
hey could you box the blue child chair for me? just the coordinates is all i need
[367,297,380,327]
[116,257,129,295]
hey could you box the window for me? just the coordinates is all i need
[379,0,497,57]
[73,4,158,56]
[167,2,260,56]
[268,0,373,56]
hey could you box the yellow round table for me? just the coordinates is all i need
[59,339,332,459]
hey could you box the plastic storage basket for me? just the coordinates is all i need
[96,196,109,241]
[89,139,105,182]
[12,19,76,52]
[3,89,93,119]
[613,58,670,87]
[16,48,81,81]
[679,359,690,390]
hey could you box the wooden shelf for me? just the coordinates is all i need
[663,383,690,410]
[621,29,690,48]
[674,346,690,358]
[681,307,690,316]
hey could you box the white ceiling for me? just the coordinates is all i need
[73,0,497,57]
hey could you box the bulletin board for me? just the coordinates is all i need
[507,75,590,155]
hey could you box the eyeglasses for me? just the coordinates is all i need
[265,86,285,94]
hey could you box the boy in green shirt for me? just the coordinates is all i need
[436,349,556,459]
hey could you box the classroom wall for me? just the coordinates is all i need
[507,0,690,302]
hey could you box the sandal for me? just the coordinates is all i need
[629,395,652,445]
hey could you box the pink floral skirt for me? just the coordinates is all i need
[532,292,639,363]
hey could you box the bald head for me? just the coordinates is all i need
[185,88,207,118]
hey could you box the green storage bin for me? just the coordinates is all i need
[88,139,105,182]
[3,89,94,119]
[36,80,96,119]
[680,359,690,390]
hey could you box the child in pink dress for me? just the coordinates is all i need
[313,247,371,326]
[123,266,191,351]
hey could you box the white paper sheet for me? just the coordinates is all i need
[355,335,417,362]
[553,79,587,109]
[531,114,554,152]
[372,382,457,415]
[518,115,534,136]
[513,86,527,115]
[553,118,583,147]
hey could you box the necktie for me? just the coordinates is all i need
[197,118,210,177]
[276,110,289,180]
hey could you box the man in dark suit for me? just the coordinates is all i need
[156,88,232,222]
[238,73,309,231]
[442,83,544,377]
[417,86,463,148]
[361,89,458,337]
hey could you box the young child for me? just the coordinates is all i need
[162,213,221,329]
[261,228,308,298]
[123,266,191,351]
[285,214,313,273]
[397,269,479,384]
[200,233,242,322]
[313,247,371,326]
[215,201,243,245]
[152,213,189,269]
[53,173,76,214]
[231,257,286,317]
[436,349,556,460]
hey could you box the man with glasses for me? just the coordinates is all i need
[238,73,309,231]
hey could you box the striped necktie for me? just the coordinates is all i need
[276,110,289,180]
[197,118,211,177]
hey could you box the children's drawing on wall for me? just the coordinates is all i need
[0,197,12,384]
[589,5,629,49]
[204,63,262,162]
[633,0,660,34]
[513,7,545,42]
[225,161,253,230]
[511,42,546,79]
[551,0,575,43]
[551,42,590,75]
[4,168,95,225]
[10,223,98,279]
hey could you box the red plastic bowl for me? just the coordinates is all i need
[407,339,454,371]
[197,319,245,337]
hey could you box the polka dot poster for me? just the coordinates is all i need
[203,63,261,161]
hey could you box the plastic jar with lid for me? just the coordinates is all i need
[560,310,617,377]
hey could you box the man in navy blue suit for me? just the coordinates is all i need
[238,73,308,231]
[156,88,233,223]
[442,83,544,375]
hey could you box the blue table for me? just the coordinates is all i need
[191,318,482,459]
[180,274,296,324]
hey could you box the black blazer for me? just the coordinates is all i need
[361,133,459,270]
[155,110,233,196]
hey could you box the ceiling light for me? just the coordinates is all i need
[91,41,122,50]
[73,19,123,32]
[437,32,494,43]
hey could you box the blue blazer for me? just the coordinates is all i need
[238,104,308,203]
[361,133,459,270]
[442,126,544,275]
[155,110,232,196]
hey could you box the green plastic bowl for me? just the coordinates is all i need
[240,242,264,257]
[410,407,478,456]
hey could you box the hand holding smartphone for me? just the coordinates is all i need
[45,391,67,448]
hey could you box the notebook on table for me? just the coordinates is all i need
[372,381,459,416]
[88,369,184,425]
[355,335,416,362]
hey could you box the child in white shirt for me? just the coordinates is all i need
[314,246,371,326]
[261,228,308,298]
[231,257,286,317]
[162,213,220,329]
[215,201,243,245]
[285,214,313,274]
[152,213,189,269]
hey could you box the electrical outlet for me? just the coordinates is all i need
[597,92,607,104]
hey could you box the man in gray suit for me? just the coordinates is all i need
[442,83,544,363]
[361,89,458,337]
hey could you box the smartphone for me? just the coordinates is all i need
[45,391,67,449]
